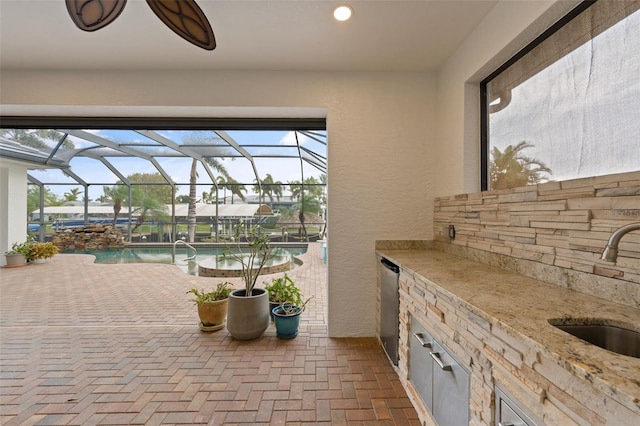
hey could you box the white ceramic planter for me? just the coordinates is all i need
[4,253,26,268]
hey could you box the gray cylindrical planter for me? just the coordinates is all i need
[226,288,270,340]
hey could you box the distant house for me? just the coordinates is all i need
[31,203,273,228]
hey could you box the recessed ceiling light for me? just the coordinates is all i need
[333,5,353,22]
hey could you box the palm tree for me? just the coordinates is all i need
[102,174,169,234]
[187,158,230,242]
[489,141,551,190]
[217,176,229,204]
[131,193,167,233]
[290,177,324,201]
[227,178,247,204]
[294,194,322,241]
[287,176,326,234]
[187,160,199,242]
[253,174,283,208]
[292,177,325,241]
[201,191,213,204]
[216,176,246,204]
[103,185,128,226]
[63,188,82,202]
[271,181,283,204]
[288,180,303,201]
[302,176,324,199]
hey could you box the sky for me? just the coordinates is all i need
[27,130,327,202]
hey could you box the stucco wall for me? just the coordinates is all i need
[0,71,434,336]
[0,0,577,336]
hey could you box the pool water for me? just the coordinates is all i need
[64,244,307,276]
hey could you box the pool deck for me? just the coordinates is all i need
[0,243,419,425]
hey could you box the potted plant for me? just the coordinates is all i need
[4,240,31,268]
[186,282,233,331]
[265,273,302,321]
[27,241,58,263]
[272,296,313,339]
[224,225,276,340]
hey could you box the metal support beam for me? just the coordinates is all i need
[215,130,262,199]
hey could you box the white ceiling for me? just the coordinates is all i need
[0,0,498,72]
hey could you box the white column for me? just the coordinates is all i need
[0,161,28,266]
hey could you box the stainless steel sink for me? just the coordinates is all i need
[548,318,640,359]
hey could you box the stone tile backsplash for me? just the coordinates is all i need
[433,171,640,308]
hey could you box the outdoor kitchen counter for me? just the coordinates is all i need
[376,248,640,418]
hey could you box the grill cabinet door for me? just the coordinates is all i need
[431,340,470,426]
[409,317,434,413]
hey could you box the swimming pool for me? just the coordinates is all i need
[63,243,308,276]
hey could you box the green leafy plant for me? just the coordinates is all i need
[222,225,276,296]
[5,238,58,262]
[266,273,313,315]
[186,282,233,304]
[276,297,313,315]
[265,273,303,306]
[5,240,32,257]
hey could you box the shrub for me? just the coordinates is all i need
[28,242,58,260]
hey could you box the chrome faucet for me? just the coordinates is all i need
[600,222,640,262]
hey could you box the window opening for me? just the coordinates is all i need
[481,1,640,190]
[1,120,326,244]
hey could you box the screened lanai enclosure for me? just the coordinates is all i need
[0,121,327,245]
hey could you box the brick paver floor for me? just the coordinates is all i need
[0,243,419,425]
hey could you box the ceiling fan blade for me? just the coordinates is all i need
[65,0,127,32]
[146,0,216,50]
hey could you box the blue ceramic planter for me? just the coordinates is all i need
[272,306,302,339]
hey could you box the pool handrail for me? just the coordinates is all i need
[172,240,197,264]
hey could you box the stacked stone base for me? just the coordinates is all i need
[52,225,125,250]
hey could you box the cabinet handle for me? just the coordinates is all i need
[498,423,515,426]
[413,333,432,348]
[429,351,452,371]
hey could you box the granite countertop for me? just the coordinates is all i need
[376,249,640,416]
